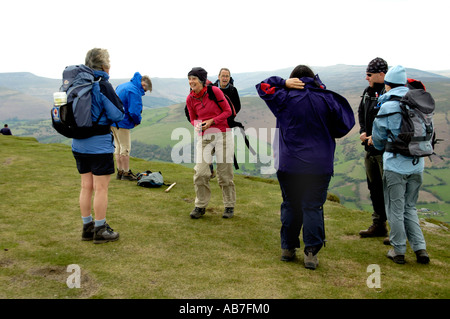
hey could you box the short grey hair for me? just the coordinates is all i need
[85,48,110,71]
[142,75,152,92]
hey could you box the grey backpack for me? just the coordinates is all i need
[377,89,437,164]
[137,171,165,188]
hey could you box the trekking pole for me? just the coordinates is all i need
[165,182,177,193]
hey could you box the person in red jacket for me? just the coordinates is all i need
[186,67,236,219]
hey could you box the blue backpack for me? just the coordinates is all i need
[51,65,111,139]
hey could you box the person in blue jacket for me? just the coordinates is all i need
[256,65,355,270]
[112,72,152,180]
[73,48,125,244]
[371,65,430,264]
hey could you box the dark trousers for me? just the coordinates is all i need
[277,171,331,254]
[364,152,387,224]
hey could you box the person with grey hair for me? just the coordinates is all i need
[74,48,124,244]
[112,73,152,181]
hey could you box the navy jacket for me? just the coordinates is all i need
[256,75,355,175]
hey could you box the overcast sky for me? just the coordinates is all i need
[1,0,448,80]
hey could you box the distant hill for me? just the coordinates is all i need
[1,65,449,121]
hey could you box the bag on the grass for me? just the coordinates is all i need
[136,171,165,188]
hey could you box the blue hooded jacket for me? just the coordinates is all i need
[72,70,125,154]
[372,86,424,174]
[114,72,145,129]
[256,76,355,175]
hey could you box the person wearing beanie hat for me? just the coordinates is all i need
[186,67,236,219]
[188,67,208,85]
[358,57,389,241]
[371,65,430,265]
[384,65,407,88]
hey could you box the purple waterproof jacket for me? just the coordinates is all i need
[256,75,355,175]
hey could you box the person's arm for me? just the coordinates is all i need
[127,92,143,126]
[357,90,368,142]
[256,76,292,117]
[98,81,124,123]
[285,78,305,89]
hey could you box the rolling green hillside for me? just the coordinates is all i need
[7,93,450,223]
[1,136,449,300]
[3,65,450,222]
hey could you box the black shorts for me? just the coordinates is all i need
[73,152,115,176]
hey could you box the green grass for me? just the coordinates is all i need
[0,136,449,299]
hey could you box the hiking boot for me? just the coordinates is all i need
[121,170,138,181]
[387,249,405,264]
[383,237,391,245]
[81,221,94,241]
[359,222,388,237]
[281,248,296,262]
[304,252,319,270]
[93,223,119,244]
[222,207,234,219]
[190,207,206,219]
[116,169,123,180]
[415,249,430,264]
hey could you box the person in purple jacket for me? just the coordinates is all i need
[256,65,355,269]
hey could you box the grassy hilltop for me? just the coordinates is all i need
[0,136,449,299]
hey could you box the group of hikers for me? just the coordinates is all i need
[69,49,431,270]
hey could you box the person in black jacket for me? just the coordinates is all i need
[0,124,12,135]
[213,68,241,114]
[358,57,389,240]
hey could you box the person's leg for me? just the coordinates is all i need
[383,171,407,257]
[192,135,214,217]
[360,153,388,237]
[115,128,136,180]
[90,154,119,244]
[92,174,111,222]
[404,174,427,253]
[80,172,95,241]
[80,173,94,218]
[302,174,331,254]
[215,132,236,217]
[277,171,303,252]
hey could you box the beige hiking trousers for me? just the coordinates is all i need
[194,131,236,208]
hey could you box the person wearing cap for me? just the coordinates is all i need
[357,57,389,241]
[371,65,430,265]
[112,73,152,181]
[186,67,236,219]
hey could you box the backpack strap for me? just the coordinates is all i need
[207,85,224,110]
